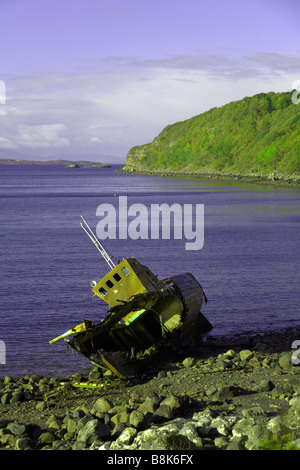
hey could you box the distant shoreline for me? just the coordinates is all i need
[119,166,300,189]
[0,158,111,168]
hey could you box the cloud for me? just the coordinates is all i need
[0,136,17,149]
[16,123,70,149]
[124,51,300,80]
[245,52,300,75]
[90,136,102,143]
[1,50,299,158]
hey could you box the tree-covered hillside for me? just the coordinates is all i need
[123,91,300,176]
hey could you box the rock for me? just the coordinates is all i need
[10,391,24,403]
[92,397,113,414]
[46,415,63,431]
[242,406,266,418]
[292,384,300,396]
[52,440,72,450]
[210,416,237,436]
[139,428,159,444]
[293,438,300,449]
[77,414,94,432]
[4,376,13,385]
[239,350,254,361]
[248,356,261,368]
[0,431,15,446]
[38,432,56,447]
[36,401,46,411]
[179,422,203,447]
[182,357,196,367]
[7,422,27,436]
[205,384,218,396]
[145,394,161,405]
[272,381,294,398]
[65,417,77,435]
[232,418,256,439]
[15,437,34,450]
[266,416,288,437]
[193,408,218,426]
[157,370,167,379]
[77,419,110,445]
[252,379,275,393]
[72,408,87,419]
[88,367,102,381]
[1,392,12,404]
[111,422,127,438]
[103,369,113,376]
[72,440,86,450]
[245,424,272,450]
[111,411,130,426]
[160,393,184,410]
[130,389,147,403]
[38,377,50,386]
[137,401,158,414]
[279,353,292,369]
[116,427,137,445]
[143,431,200,451]
[289,396,300,408]
[129,410,148,428]
[223,349,237,358]
[152,404,174,423]
[139,433,171,451]
[213,385,241,401]
[279,406,300,430]
[226,437,245,450]
[98,443,111,450]
[216,357,233,370]
[214,436,228,448]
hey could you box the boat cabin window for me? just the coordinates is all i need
[121,266,130,276]
[98,287,107,296]
[113,273,121,282]
[106,280,114,288]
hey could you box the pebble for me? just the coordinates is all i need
[278,352,292,369]
[92,397,113,414]
[1,330,300,451]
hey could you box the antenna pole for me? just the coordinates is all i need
[80,216,116,269]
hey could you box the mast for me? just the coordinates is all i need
[80,216,116,270]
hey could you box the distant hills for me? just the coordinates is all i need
[0,150,122,166]
[122,91,300,179]
[0,158,110,167]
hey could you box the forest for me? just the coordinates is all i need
[124,91,300,176]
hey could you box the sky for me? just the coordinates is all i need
[0,0,300,163]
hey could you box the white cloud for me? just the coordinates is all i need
[0,136,17,149]
[1,50,300,159]
[17,124,70,148]
[90,136,102,143]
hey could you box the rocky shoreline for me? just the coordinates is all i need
[1,326,300,451]
[119,167,300,189]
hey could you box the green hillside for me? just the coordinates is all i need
[123,91,300,178]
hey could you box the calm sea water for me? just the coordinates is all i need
[0,164,299,378]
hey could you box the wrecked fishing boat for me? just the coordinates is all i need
[49,217,212,378]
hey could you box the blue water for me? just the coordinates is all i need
[0,164,299,378]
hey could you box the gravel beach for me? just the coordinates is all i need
[1,326,300,451]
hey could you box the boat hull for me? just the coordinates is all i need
[67,272,212,378]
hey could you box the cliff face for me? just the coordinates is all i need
[123,91,300,177]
